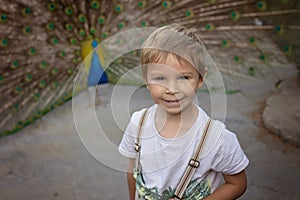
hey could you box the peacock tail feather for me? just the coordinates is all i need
[0,0,299,136]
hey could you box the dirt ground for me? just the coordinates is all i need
[0,68,300,200]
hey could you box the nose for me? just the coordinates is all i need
[165,80,178,94]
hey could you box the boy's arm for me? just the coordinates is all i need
[127,158,136,200]
[203,170,247,200]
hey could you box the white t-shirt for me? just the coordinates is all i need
[118,104,249,199]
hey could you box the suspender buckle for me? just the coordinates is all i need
[189,159,200,168]
[134,143,140,152]
[172,194,182,199]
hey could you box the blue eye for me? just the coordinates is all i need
[179,76,189,80]
[153,76,165,81]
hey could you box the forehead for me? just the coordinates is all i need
[147,53,198,74]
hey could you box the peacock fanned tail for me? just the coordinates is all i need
[0,0,299,136]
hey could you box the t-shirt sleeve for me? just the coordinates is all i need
[118,110,144,158]
[211,129,249,175]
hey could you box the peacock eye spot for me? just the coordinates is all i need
[79,29,86,37]
[117,22,125,29]
[13,103,19,110]
[24,26,32,33]
[90,27,96,34]
[222,39,228,46]
[57,51,66,58]
[78,14,87,22]
[1,38,8,46]
[234,56,239,62]
[256,1,266,11]
[46,23,55,31]
[24,7,32,15]
[162,1,171,9]
[275,25,282,32]
[22,7,32,16]
[51,68,59,75]
[98,16,106,24]
[64,7,73,15]
[28,47,37,55]
[69,38,78,45]
[35,93,40,98]
[51,37,59,44]
[205,23,214,31]
[102,32,108,38]
[138,1,146,8]
[92,40,98,48]
[65,23,74,31]
[257,2,263,8]
[259,54,267,61]
[47,3,56,11]
[39,61,47,69]
[0,14,7,22]
[91,1,100,9]
[248,67,255,76]
[14,86,22,93]
[25,74,33,82]
[115,4,123,13]
[185,9,193,17]
[283,45,292,53]
[39,80,46,88]
[141,21,148,27]
[249,37,256,43]
[230,11,240,20]
[11,60,19,69]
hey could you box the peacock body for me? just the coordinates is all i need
[0,0,299,136]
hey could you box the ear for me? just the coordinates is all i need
[197,68,208,88]
[143,73,149,90]
[197,78,204,88]
[146,83,150,90]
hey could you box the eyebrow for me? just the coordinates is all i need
[178,72,194,75]
[149,73,165,77]
[149,71,194,76]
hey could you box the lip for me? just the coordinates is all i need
[162,98,183,107]
[164,99,181,102]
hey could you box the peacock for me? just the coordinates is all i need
[0,0,299,137]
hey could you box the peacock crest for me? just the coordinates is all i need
[0,0,299,136]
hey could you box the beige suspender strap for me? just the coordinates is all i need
[173,118,212,199]
[134,110,212,199]
[134,109,148,170]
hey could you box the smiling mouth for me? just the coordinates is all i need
[164,99,181,103]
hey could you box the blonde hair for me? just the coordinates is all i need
[141,24,207,81]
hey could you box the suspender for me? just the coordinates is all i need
[173,118,211,199]
[134,109,212,199]
[134,109,148,171]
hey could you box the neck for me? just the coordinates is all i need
[155,104,198,138]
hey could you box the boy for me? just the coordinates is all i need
[118,24,249,200]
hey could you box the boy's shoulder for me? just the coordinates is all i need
[201,118,244,160]
[200,119,226,158]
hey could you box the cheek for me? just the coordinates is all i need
[179,81,198,93]
[147,84,164,96]
[186,89,197,97]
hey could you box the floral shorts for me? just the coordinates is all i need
[133,168,211,200]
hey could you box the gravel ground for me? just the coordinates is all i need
[0,70,300,200]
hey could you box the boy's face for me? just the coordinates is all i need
[146,55,204,115]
